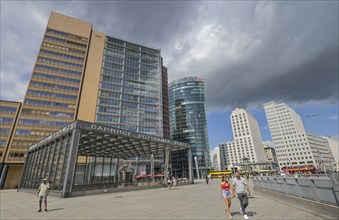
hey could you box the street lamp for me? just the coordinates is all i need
[150,154,154,182]
[243,157,249,179]
[194,156,200,179]
[306,114,319,132]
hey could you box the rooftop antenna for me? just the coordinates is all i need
[234,100,238,109]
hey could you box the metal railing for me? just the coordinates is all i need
[253,173,339,206]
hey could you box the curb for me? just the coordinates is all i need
[254,187,338,219]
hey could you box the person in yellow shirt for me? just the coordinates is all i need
[37,178,50,212]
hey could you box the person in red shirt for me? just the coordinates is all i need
[220,175,233,219]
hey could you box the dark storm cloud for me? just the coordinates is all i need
[82,1,202,45]
[208,47,338,110]
[192,1,338,111]
[0,1,202,100]
[1,1,338,112]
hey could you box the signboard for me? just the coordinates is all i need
[86,122,188,147]
[28,121,76,152]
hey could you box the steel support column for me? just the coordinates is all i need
[194,156,200,179]
[115,158,120,185]
[164,150,170,183]
[188,147,194,184]
[62,128,81,198]
[151,154,154,182]
[0,164,9,189]
[134,156,138,176]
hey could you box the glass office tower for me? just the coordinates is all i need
[95,36,163,136]
[90,36,165,175]
[169,76,211,178]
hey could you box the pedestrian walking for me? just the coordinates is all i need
[172,177,177,189]
[37,178,50,212]
[220,175,233,219]
[167,178,172,190]
[205,175,209,185]
[231,172,251,219]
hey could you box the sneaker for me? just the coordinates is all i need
[244,214,249,219]
[45,209,48,212]
[37,209,42,212]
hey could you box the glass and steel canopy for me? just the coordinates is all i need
[19,120,193,197]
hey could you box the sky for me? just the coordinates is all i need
[1,1,338,150]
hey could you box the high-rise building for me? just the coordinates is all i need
[1,12,168,188]
[306,133,335,172]
[219,142,233,170]
[264,101,335,172]
[161,58,170,139]
[229,108,266,167]
[78,30,164,136]
[211,147,221,171]
[169,76,210,178]
[0,101,22,189]
[263,143,278,163]
[6,12,92,168]
[220,109,282,172]
[326,136,339,172]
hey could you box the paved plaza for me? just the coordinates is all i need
[0,179,333,220]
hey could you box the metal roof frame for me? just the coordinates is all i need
[28,120,190,159]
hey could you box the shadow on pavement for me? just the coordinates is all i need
[48,208,65,212]
[246,211,257,217]
[230,211,257,217]
[230,211,241,216]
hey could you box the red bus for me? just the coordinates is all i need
[281,164,316,174]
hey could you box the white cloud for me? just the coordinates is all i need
[1,1,46,101]
[0,71,29,101]
[329,115,338,120]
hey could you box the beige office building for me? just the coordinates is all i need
[0,101,22,188]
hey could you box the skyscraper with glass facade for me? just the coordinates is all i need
[88,36,163,135]
[168,76,210,178]
[1,12,169,189]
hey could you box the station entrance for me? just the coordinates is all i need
[19,120,193,197]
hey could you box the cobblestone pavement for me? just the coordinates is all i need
[0,179,333,219]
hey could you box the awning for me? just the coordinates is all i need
[136,174,146,178]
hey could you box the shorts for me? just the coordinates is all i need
[39,195,47,202]
[222,190,231,199]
